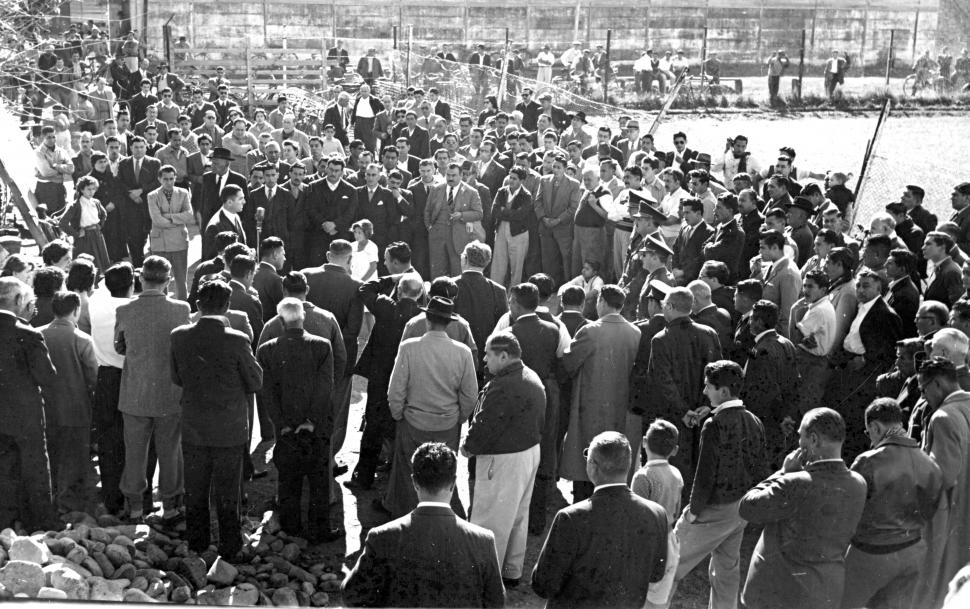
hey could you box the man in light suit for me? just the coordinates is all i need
[740,408,867,609]
[759,229,801,338]
[535,154,582,285]
[343,442,504,607]
[424,163,484,279]
[118,136,161,267]
[202,184,247,261]
[147,166,195,300]
[114,256,191,522]
[532,431,668,608]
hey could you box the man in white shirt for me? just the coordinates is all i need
[89,262,136,516]
[713,135,762,190]
[658,167,688,244]
[792,269,838,420]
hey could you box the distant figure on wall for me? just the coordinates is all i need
[357,48,384,86]
[328,40,350,79]
[823,50,851,98]
[766,49,790,103]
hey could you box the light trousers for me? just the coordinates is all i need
[841,539,926,609]
[155,249,189,301]
[613,228,632,282]
[470,444,541,580]
[491,223,529,287]
[120,412,184,511]
[669,500,746,609]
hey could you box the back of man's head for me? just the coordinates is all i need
[598,284,625,311]
[282,271,308,297]
[462,241,491,269]
[687,279,712,307]
[411,442,457,495]
[527,273,555,301]
[645,419,679,459]
[398,272,424,300]
[327,239,353,263]
[277,297,305,326]
[865,397,904,428]
[32,266,65,298]
[214,231,240,255]
[104,262,135,298]
[223,243,252,266]
[587,431,631,481]
[0,277,30,313]
[802,407,846,445]
[560,285,586,309]
[510,282,539,311]
[197,279,232,315]
[386,241,412,267]
[141,255,171,287]
[51,290,81,318]
[666,287,694,315]
[229,254,257,281]
[429,276,459,300]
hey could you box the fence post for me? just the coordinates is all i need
[796,28,806,99]
[603,29,611,102]
[885,29,894,86]
[246,45,255,111]
[406,25,412,88]
[282,37,288,87]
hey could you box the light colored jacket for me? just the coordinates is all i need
[147,186,194,252]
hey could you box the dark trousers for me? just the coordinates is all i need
[355,378,396,484]
[0,427,56,530]
[94,366,155,514]
[48,424,96,514]
[538,224,573,286]
[529,378,560,531]
[768,75,781,100]
[35,181,67,215]
[274,432,331,540]
[125,224,148,267]
[103,207,129,262]
[184,443,243,557]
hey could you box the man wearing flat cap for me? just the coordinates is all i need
[381,296,478,518]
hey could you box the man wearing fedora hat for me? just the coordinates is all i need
[382,296,478,518]
[198,146,250,241]
[616,120,642,167]
[786,196,817,268]
[559,112,591,151]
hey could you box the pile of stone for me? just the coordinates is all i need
[0,513,342,605]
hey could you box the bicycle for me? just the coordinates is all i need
[901,69,947,96]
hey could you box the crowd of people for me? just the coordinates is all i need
[5,54,970,609]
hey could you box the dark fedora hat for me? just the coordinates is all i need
[209,147,234,161]
[786,196,815,216]
[421,296,459,322]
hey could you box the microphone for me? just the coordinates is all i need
[255,207,265,230]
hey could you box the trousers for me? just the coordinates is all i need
[470,444,541,579]
[120,413,183,511]
[0,427,56,530]
[155,249,189,301]
[538,224,573,286]
[275,432,332,540]
[184,443,243,557]
[355,376,395,484]
[571,225,607,280]
[669,500,746,609]
[329,373,354,501]
[428,226,462,280]
[529,378,560,532]
[384,418,465,519]
[841,539,926,609]
[47,425,97,514]
[491,223,529,287]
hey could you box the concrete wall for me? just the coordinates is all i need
[146,0,944,69]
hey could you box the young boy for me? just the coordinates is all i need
[632,418,683,609]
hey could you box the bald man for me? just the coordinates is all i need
[688,279,732,348]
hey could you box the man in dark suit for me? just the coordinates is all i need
[901,184,937,234]
[117,136,161,266]
[886,248,921,337]
[355,49,384,85]
[537,92,568,132]
[0,277,59,530]
[703,193,746,283]
[824,271,903,459]
[348,274,423,489]
[343,442,505,607]
[171,280,263,558]
[253,238,285,322]
[356,163,399,252]
[303,240,363,484]
[327,41,350,78]
[401,110,430,160]
[740,300,799,463]
[256,298,340,543]
[689,279,733,349]
[737,189,764,280]
[198,147,250,238]
[228,254,263,344]
[923,230,964,307]
[468,44,492,96]
[202,184,248,261]
[740,408,867,609]
[321,92,352,147]
[305,157,358,268]
[427,88,451,123]
[454,242,509,366]
[673,198,714,284]
[532,431,668,608]
[251,165,298,250]
[666,131,697,176]
[212,85,238,127]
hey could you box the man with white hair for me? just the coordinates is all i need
[571,169,612,277]
[352,84,385,152]
[323,91,352,147]
[0,277,59,530]
[688,279,732,348]
[271,114,310,158]
[927,328,970,388]
[257,297,339,542]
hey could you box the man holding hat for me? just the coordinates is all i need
[382,296,478,518]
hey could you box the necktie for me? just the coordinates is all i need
[448,188,455,212]
[233,215,244,238]
[134,159,141,176]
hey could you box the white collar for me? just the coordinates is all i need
[593,482,628,492]
[416,501,452,509]
[857,297,878,315]
[221,208,240,222]
[643,459,671,466]
[712,398,745,414]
